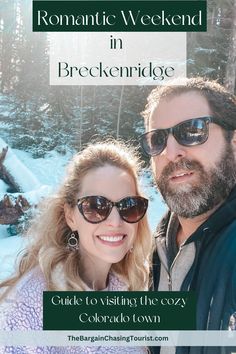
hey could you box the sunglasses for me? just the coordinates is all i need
[77,196,148,224]
[140,116,225,157]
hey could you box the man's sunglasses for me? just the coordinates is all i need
[77,196,148,224]
[140,116,227,157]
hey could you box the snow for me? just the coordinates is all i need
[0,185,54,206]
[0,225,9,240]
[140,170,167,229]
[0,180,9,193]
[14,149,73,186]
[195,48,216,54]
[0,148,166,281]
[0,111,11,117]
[0,236,27,281]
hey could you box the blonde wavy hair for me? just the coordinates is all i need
[0,140,152,299]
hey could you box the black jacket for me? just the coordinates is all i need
[152,187,236,354]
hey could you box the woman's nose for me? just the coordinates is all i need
[105,206,122,226]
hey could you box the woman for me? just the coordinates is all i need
[0,140,152,353]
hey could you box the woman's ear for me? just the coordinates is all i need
[64,203,76,230]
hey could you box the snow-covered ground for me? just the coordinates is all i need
[0,147,166,281]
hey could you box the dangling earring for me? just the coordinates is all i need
[67,231,79,251]
[129,245,134,253]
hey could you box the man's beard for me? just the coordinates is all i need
[155,143,236,218]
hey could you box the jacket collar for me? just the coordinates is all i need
[154,185,236,245]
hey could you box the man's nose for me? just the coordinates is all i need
[162,134,187,162]
[105,206,122,226]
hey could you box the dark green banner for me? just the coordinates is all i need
[33,1,206,32]
[43,291,196,330]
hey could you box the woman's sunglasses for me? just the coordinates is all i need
[77,196,148,224]
[140,116,226,157]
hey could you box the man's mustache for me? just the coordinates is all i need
[160,158,204,179]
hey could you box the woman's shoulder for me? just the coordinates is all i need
[0,267,46,330]
[11,267,46,302]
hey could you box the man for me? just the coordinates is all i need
[140,77,236,354]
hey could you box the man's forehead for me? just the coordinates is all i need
[149,92,212,129]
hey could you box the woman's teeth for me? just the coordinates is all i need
[98,235,125,242]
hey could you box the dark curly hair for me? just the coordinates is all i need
[142,77,236,140]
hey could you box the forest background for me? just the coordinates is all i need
[1,0,236,158]
[0,0,235,244]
